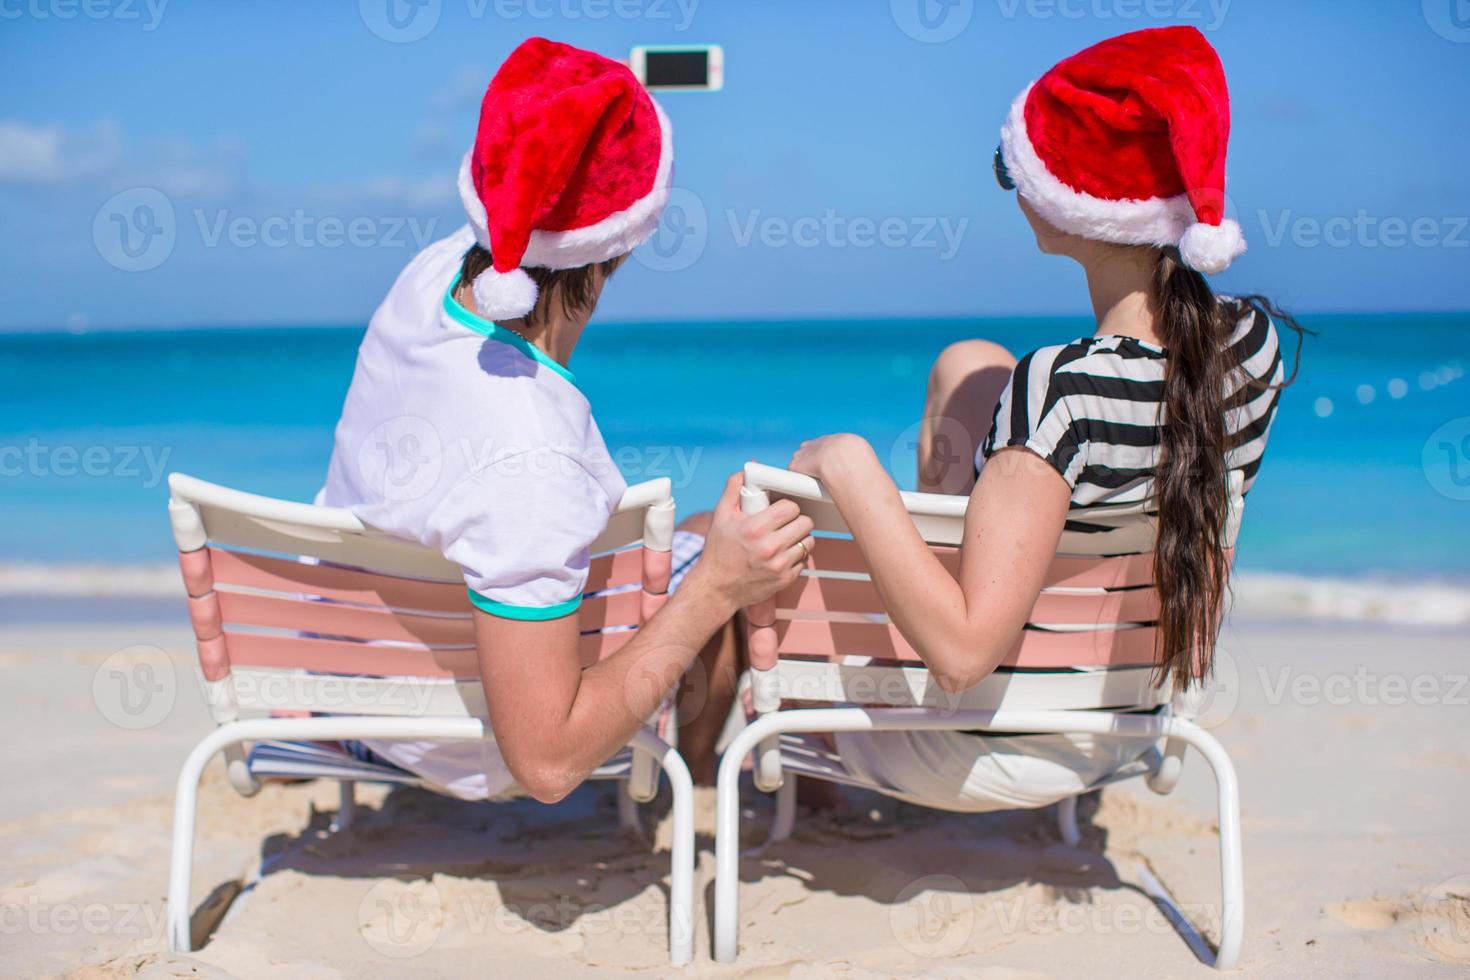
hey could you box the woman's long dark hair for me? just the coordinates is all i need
[1150,247,1306,690]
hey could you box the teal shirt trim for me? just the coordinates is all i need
[467,587,583,621]
[442,274,578,387]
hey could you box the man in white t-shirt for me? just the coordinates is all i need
[319,39,813,802]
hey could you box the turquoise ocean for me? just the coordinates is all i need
[2,314,1467,622]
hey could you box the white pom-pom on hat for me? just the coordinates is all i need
[1178,218,1246,275]
[470,267,539,321]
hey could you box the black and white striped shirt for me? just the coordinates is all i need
[977,304,1284,512]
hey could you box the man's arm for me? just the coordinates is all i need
[475,473,814,803]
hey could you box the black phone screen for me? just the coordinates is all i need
[643,50,709,87]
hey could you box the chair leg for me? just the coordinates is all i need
[629,730,694,966]
[1056,794,1081,846]
[629,741,659,803]
[617,780,642,836]
[767,776,797,845]
[714,740,744,962]
[1168,721,1245,970]
[666,767,694,966]
[330,780,357,833]
[166,731,217,952]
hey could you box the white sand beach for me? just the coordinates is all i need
[2,615,1466,978]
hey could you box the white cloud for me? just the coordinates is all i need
[314,174,456,210]
[428,65,489,112]
[0,120,122,183]
[0,119,246,196]
[1,117,452,219]
[113,133,246,197]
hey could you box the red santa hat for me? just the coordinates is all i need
[999,26,1245,274]
[457,38,673,319]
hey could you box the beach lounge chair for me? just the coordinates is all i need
[714,462,1245,969]
[164,472,695,964]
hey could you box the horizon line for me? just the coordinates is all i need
[4,308,1468,336]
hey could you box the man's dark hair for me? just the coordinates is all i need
[459,245,626,328]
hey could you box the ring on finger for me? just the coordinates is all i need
[796,539,811,565]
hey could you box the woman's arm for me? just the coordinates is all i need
[476,473,815,803]
[790,434,1072,693]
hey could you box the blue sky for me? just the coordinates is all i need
[3,0,1468,329]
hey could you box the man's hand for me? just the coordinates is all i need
[684,472,815,612]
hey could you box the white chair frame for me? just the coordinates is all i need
[164,473,695,964]
[712,462,1245,969]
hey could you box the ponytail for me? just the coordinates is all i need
[1150,249,1307,691]
[1151,248,1232,691]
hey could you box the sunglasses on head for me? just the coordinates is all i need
[993,146,1015,191]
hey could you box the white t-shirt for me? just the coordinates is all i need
[320,224,627,620]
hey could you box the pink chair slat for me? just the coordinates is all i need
[577,590,643,632]
[778,574,1160,626]
[585,548,645,593]
[1044,552,1156,589]
[808,538,959,576]
[216,591,476,647]
[223,630,479,678]
[209,548,469,613]
[224,625,637,680]
[774,618,1160,669]
[1029,587,1160,624]
[1043,548,1231,589]
[806,538,1167,590]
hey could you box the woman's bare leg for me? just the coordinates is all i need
[917,340,1018,494]
[673,511,745,785]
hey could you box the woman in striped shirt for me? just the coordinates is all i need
[784,27,1305,810]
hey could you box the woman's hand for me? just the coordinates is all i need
[789,433,878,498]
[684,472,816,614]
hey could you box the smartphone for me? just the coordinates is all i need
[629,44,724,91]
